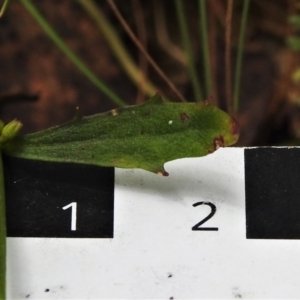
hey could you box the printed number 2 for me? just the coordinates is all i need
[62,202,77,231]
[192,202,218,231]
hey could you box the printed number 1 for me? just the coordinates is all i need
[62,202,77,231]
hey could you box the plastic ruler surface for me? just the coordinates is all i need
[5,147,300,299]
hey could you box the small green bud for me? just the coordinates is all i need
[0,119,22,143]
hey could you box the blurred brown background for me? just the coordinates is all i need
[0,0,300,147]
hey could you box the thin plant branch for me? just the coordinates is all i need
[207,0,219,105]
[131,0,148,103]
[0,153,6,300]
[107,0,187,102]
[77,0,158,99]
[233,0,250,113]
[0,0,10,18]
[225,0,234,113]
[209,0,226,27]
[154,1,186,65]
[20,0,126,107]
[199,0,212,98]
[175,0,203,102]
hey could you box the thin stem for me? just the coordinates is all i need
[154,1,186,65]
[131,0,148,103]
[207,0,219,104]
[78,0,157,99]
[107,0,187,102]
[0,0,10,18]
[199,0,212,98]
[20,0,126,107]
[0,153,6,300]
[175,0,203,102]
[233,0,250,113]
[225,0,234,113]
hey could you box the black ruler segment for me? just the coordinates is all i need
[245,148,300,239]
[3,155,114,238]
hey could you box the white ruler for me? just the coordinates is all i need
[7,148,300,299]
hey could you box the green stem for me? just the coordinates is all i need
[233,0,250,113]
[0,0,10,18]
[20,0,126,107]
[175,0,203,102]
[199,0,212,98]
[0,153,6,300]
[77,0,157,97]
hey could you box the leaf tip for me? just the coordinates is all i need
[157,167,169,177]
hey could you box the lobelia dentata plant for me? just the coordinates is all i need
[0,0,250,298]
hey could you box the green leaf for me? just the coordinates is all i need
[3,95,239,176]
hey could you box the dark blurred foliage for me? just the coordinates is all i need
[0,0,300,147]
